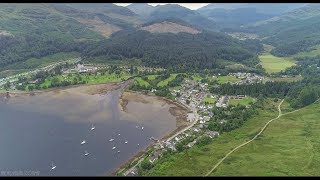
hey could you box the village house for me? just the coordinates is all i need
[77,64,97,73]
[128,167,139,176]
[216,96,229,107]
[149,149,164,163]
[198,124,204,129]
[164,141,176,151]
[174,136,181,142]
[193,127,200,132]
[230,95,246,99]
[205,130,220,138]
[187,140,196,148]
[203,116,210,121]
[187,113,196,122]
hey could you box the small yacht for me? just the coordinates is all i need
[135,126,139,128]
[118,133,121,136]
[109,138,114,142]
[125,141,128,144]
[112,146,116,150]
[141,127,144,130]
[51,163,56,170]
[91,125,95,131]
[84,151,89,156]
[137,143,140,146]
[81,140,86,145]
[117,150,120,153]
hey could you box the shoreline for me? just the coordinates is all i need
[0,82,121,98]
[112,90,191,176]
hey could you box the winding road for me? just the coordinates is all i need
[204,99,307,176]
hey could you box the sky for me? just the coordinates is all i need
[113,3,210,10]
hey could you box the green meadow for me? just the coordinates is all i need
[259,53,296,73]
[212,100,320,176]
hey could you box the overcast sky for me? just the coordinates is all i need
[113,3,210,10]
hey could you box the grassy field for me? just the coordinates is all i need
[211,100,320,176]
[259,53,296,73]
[229,97,256,106]
[4,52,80,70]
[40,72,131,88]
[134,77,150,87]
[191,74,203,81]
[293,49,320,58]
[86,73,131,84]
[0,69,28,78]
[203,97,217,104]
[292,45,320,57]
[215,76,239,84]
[157,74,178,87]
[146,99,280,176]
[147,75,158,80]
[269,76,303,82]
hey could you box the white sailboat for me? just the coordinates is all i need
[51,163,56,170]
[81,140,86,145]
[117,150,120,153]
[84,151,89,156]
[118,133,121,136]
[125,141,128,144]
[112,146,116,150]
[91,125,95,131]
[109,138,114,142]
[141,127,144,130]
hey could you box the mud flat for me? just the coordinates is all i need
[114,91,190,175]
[119,91,189,130]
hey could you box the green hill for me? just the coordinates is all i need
[82,29,263,70]
[0,3,144,69]
[211,100,320,175]
[243,4,320,56]
[0,3,104,68]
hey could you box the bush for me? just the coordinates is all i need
[140,159,153,170]
[196,136,212,147]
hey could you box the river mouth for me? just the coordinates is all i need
[0,83,188,176]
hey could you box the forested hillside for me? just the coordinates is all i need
[0,3,105,68]
[128,4,219,32]
[82,29,263,70]
[241,4,320,56]
[0,3,144,69]
[198,3,306,29]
